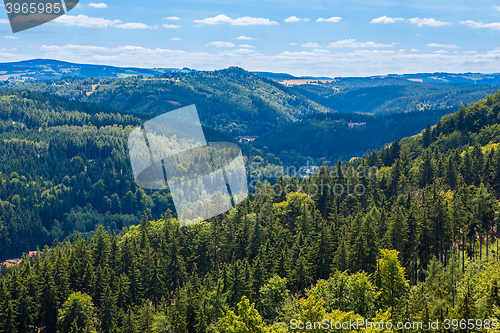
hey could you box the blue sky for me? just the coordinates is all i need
[1,0,500,76]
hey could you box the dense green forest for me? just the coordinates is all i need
[252,107,455,166]
[1,86,500,332]
[0,89,280,260]
[2,68,331,136]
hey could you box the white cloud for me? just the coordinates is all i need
[408,17,450,27]
[195,14,232,25]
[163,16,180,20]
[284,16,309,23]
[460,20,500,30]
[207,41,235,47]
[195,14,278,26]
[237,36,254,40]
[117,46,149,52]
[163,24,180,28]
[232,17,279,26]
[427,43,458,48]
[302,42,320,47]
[328,39,393,48]
[4,36,18,39]
[171,38,181,41]
[493,5,500,11]
[284,16,300,23]
[115,22,151,29]
[370,16,404,24]
[88,3,107,8]
[0,19,10,24]
[54,15,120,28]
[290,42,297,45]
[316,17,342,23]
[433,50,448,53]
[411,48,419,52]
[41,44,109,52]
[239,44,254,48]
[52,15,153,29]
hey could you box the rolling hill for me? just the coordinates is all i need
[2,66,332,135]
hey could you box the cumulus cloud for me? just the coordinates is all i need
[163,16,180,20]
[41,44,109,52]
[88,3,107,8]
[207,41,235,47]
[290,43,297,45]
[284,16,309,22]
[195,14,232,24]
[163,24,180,28]
[115,23,152,29]
[232,17,278,25]
[53,14,120,28]
[0,19,11,24]
[302,42,320,47]
[53,14,153,29]
[237,36,254,40]
[171,38,181,40]
[494,5,500,11]
[284,16,300,23]
[316,17,342,23]
[239,44,254,48]
[408,17,450,27]
[4,36,18,39]
[427,43,458,48]
[370,16,404,24]
[411,48,419,52]
[460,20,500,30]
[195,14,278,26]
[328,39,393,48]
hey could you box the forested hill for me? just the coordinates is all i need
[252,107,455,166]
[291,81,500,115]
[2,67,332,135]
[1,88,500,332]
[0,89,280,261]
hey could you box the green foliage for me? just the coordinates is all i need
[259,275,288,321]
[216,296,266,333]
[57,292,96,333]
[376,249,409,311]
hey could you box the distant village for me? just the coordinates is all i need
[299,165,319,179]
[236,135,258,144]
[0,251,39,271]
[348,121,366,128]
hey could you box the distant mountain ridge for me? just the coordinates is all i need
[2,59,500,84]
[253,70,500,85]
[0,59,195,81]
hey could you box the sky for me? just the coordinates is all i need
[1,0,500,77]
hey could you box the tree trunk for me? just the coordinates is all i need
[480,234,482,261]
[462,234,465,273]
[486,232,489,262]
